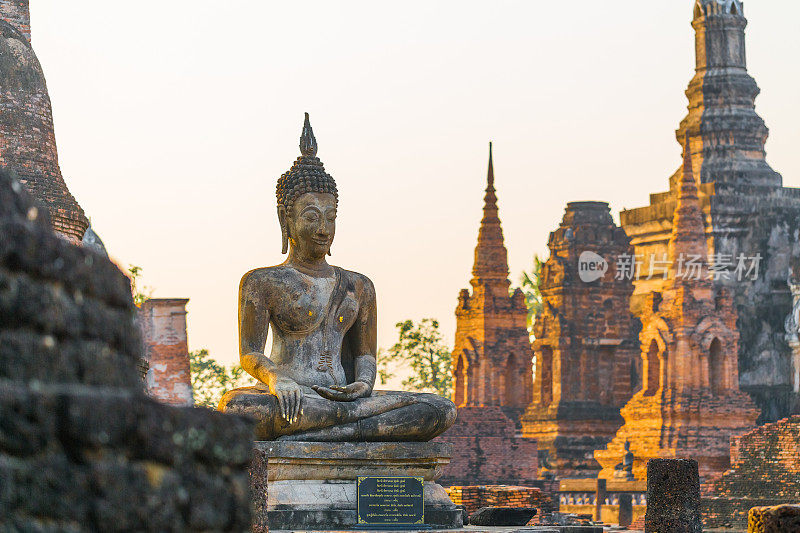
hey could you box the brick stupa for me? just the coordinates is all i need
[595,138,759,481]
[436,143,537,487]
[0,0,88,241]
[521,201,639,478]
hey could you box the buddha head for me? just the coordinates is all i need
[276,113,339,259]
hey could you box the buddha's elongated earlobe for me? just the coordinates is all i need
[278,206,289,254]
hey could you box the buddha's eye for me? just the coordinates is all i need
[302,211,320,222]
[326,212,337,221]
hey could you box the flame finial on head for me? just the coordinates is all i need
[300,112,318,158]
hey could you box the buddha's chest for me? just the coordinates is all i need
[269,274,360,335]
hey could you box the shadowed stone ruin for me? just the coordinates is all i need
[0,169,255,531]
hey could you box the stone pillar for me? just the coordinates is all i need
[595,478,606,522]
[618,493,633,527]
[644,459,701,533]
[139,298,194,406]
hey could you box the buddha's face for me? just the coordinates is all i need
[284,192,337,260]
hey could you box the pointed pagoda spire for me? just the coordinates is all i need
[668,134,709,284]
[472,142,510,285]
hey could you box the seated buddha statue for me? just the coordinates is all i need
[218,114,456,442]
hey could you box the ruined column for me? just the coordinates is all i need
[139,298,194,406]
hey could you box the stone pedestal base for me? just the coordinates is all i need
[250,441,463,531]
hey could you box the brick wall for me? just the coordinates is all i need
[702,415,800,529]
[139,299,194,406]
[435,407,538,487]
[446,485,554,517]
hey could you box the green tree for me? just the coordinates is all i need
[515,254,544,339]
[378,319,452,398]
[189,349,255,408]
[127,264,153,306]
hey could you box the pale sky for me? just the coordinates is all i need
[32,1,800,367]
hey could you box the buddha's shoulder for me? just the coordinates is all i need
[239,265,295,289]
[335,267,376,300]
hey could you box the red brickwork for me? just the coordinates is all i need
[139,298,194,406]
[445,485,554,517]
[452,144,533,411]
[596,142,759,481]
[701,416,800,529]
[435,407,538,487]
[521,201,638,478]
[0,2,88,241]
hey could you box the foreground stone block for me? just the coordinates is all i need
[748,505,800,533]
[645,459,701,533]
[250,441,462,531]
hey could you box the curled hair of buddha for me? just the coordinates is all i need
[276,113,338,213]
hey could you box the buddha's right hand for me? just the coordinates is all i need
[273,377,303,425]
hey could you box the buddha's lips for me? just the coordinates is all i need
[312,238,329,246]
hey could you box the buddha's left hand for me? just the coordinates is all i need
[312,381,371,402]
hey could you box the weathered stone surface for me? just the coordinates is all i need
[468,506,537,526]
[0,167,255,532]
[645,459,701,533]
[251,440,462,530]
[521,201,639,478]
[0,3,88,241]
[748,504,800,533]
[620,0,800,424]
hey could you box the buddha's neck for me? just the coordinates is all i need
[286,249,334,277]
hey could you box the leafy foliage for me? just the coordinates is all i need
[378,318,452,398]
[189,349,255,408]
[127,264,154,307]
[516,254,544,339]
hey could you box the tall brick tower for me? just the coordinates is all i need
[520,202,639,478]
[452,143,533,413]
[436,143,538,487]
[621,0,800,423]
[596,141,759,481]
[0,0,89,241]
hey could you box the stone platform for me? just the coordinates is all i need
[251,441,463,531]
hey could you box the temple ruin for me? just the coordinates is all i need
[595,139,760,481]
[620,0,800,423]
[521,201,639,478]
